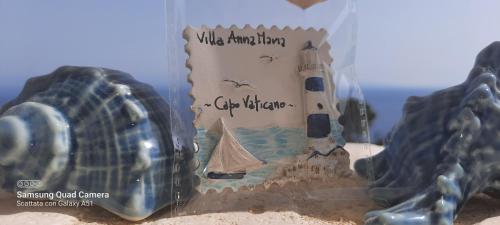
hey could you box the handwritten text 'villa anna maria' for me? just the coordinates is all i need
[196,30,286,47]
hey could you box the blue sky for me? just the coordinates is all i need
[0,0,499,90]
[357,0,500,88]
[0,0,168,89]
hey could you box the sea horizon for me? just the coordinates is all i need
[361,85,440,142]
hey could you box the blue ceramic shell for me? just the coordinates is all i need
[355,42,500,225]
[0,66,195,221]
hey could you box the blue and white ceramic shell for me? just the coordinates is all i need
[0,66,195,221]
[355,42,500,225]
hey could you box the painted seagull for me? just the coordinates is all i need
[259,55,278,63]
[223,79,255,89]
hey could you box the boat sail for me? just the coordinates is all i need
[205,118,265,179]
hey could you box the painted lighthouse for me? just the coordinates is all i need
[298,41,339,156]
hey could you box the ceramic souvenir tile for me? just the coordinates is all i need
[184,25,347,192]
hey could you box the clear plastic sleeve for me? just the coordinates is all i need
[165,0,374,219]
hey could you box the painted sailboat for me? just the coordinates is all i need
[205,118,265,179]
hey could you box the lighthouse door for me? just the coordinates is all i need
[307,114,331,138]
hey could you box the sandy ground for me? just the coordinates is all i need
[1,143,500,225]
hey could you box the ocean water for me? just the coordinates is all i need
[0,86,21,107]
[362,86,438,142]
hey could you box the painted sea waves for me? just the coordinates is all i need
[195,119,345,193]
[195,127,306,193]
